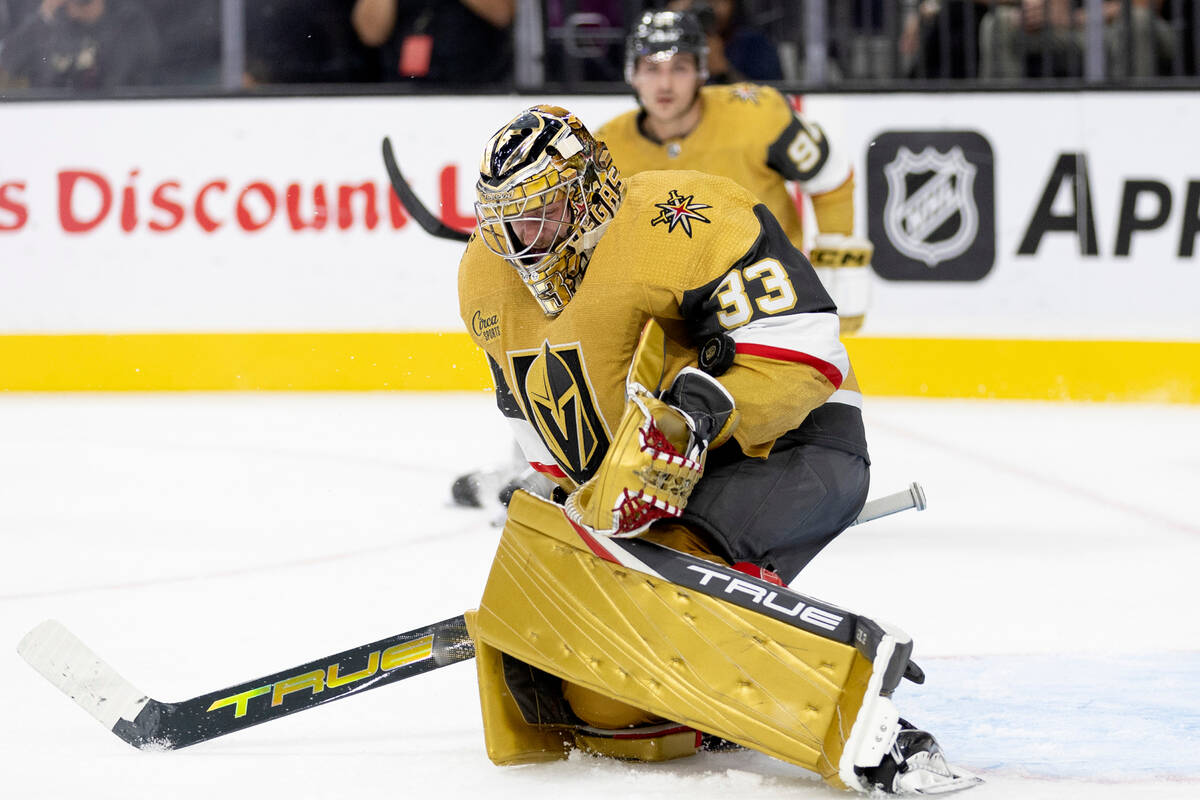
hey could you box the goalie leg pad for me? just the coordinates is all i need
[464,611,573,766]
[474,489,913,789]
[640,520,729,565]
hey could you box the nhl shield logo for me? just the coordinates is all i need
[883,146,977,267]
[867,131,995,282]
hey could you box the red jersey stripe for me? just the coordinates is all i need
[735,342,845,388]
[531,462,567,479]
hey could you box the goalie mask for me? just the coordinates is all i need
[624,10,710,84]
[476,105,624,316]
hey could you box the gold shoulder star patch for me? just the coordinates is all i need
[651,189,712,237]
[728,84,761,103]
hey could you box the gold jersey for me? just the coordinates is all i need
[595,83,854,245]
[459,169,865,491]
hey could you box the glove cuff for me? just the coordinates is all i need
[662,367,738,449]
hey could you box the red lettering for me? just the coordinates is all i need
[149,181,185,232]
[58,170,113,233]
[237,182,277,231]
[439,165,477,233]
[0,182,28,231]
[121,169,139,232]
[337,182,378,230]
[286,184,328,231]
[195,180,228,232]
[387,187,409,229]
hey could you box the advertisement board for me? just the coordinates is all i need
[1,93,1195,399]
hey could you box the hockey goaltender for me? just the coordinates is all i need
[455,103,982,794]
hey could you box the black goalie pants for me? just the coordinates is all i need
[680,438,870,584]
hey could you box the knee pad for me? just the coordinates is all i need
[562,680,661,729]
[574,721,702,762]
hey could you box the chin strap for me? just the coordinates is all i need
[576,217,613,252]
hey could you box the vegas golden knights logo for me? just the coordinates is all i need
[510,341,610,484]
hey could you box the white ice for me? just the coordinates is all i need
[1,393,1198,799]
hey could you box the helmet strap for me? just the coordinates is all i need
[577,218,613,252]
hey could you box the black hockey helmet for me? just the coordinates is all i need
[624,10,710,84]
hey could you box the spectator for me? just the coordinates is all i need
[900,0,990,79]
[247,0,377,85]
[0,0,159,90]
[1162,0,1195,75]
[544,0,627,83]
[351,0,514,85]
[666,0,783,83]
[144,0,220,86]
[1,0,37,37]
[979,0,1175,79]
[836,0,898,79]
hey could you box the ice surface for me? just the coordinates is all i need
[1,393,1197,799]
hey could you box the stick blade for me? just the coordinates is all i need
[18,620,151,736]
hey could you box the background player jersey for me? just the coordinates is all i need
[596,84,853,249]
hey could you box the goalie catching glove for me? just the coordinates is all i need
[565,319,738,537]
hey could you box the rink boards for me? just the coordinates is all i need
[1,92,1197,401]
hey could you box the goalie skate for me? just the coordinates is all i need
[451,467,515,508]
[452,466,550,509]
[856,721,982,795]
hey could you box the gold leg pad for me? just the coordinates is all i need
[465,610,573,766]
[474,491,876,784]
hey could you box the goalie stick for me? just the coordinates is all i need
[851,481,926,527]
[381,136,472,243]
[17,484,924,751]
[17,615,473,750]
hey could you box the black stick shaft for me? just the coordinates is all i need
[116,615,474,749]
[381,137,472,243]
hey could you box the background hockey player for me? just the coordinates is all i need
[457,103,977,794]
[452,10,873,509]
[600,9,872,337]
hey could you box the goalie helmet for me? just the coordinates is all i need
[476,105,624,316]
[624,10,710,84]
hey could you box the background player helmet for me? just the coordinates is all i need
[624,10,710,84]
[475,105,623,316]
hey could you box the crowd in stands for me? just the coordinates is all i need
[0,0,1195,92]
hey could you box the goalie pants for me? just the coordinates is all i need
[680,437,869,584]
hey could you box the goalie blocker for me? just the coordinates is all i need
[466,489,979,793]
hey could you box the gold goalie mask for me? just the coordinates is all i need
[476,105,624,316]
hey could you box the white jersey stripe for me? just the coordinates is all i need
[506,416,567,478]
[728,313,850,385]
[827,388,863,409]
